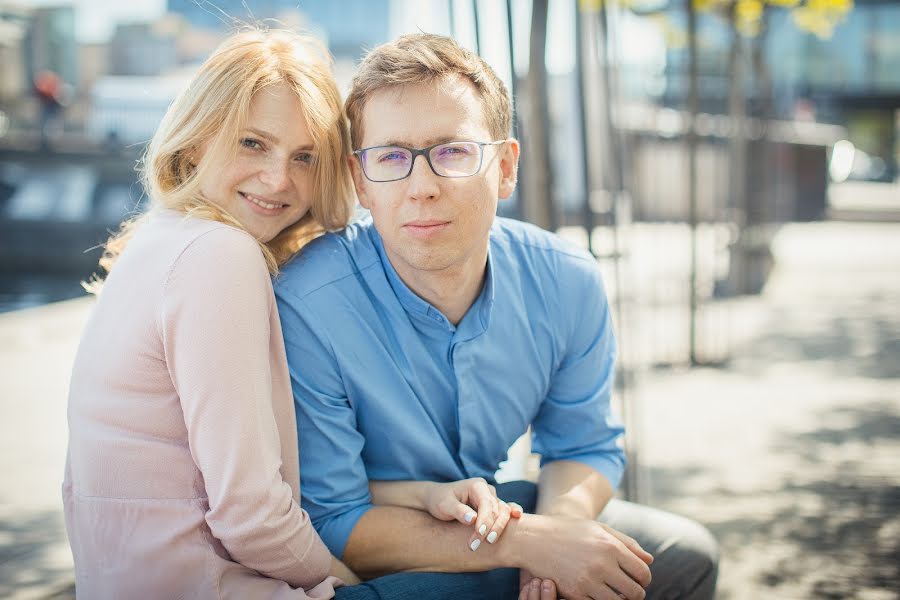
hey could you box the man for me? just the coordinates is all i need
[275,33,718,599]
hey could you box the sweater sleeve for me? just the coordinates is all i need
[160,226,334,590]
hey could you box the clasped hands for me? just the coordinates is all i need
[418,478,653,600]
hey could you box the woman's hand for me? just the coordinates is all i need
[329,556,361,585]
[420,478,524,551]
[519,572,558,600]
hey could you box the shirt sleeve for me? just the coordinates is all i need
[161,227,333,589]
[531,257,626,489]
[275,285,374,559]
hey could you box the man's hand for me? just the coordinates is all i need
[510,513,653,600]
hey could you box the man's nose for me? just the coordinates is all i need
[405,154,439,201]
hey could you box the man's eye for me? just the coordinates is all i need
[377,151,409,163]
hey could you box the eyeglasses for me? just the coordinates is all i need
[354,140,506,183]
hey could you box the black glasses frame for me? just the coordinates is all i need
[353,140,506,182]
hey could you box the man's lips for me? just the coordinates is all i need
[404,220,450,228]
[403,220,451,238]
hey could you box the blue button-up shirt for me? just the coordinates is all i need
[274,217,625,558]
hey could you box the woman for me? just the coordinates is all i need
[63,29,518,599]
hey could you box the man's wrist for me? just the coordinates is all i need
[496,512,552,571]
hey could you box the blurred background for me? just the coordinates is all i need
[1,0,898,598]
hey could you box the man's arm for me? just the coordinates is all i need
[343,504,652,599]
[535,460,615,519]
[342,505,509,578]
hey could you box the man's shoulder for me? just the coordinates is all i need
[491,217,597,270]
[274,219,380,301]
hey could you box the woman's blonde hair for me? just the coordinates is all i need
[90,28,354,288]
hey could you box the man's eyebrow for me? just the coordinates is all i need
[245,127,314,152]
[379,135,458,148]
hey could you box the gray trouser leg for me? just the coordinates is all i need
[598,499,719,600]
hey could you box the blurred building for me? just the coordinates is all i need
[655,0,900,182]
[87,73,191,145]
[0,6,27,103]
[109,22,179,76]
[166,0,390,61]
[23,5,78,90]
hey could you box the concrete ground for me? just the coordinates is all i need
[631,221,900,599]
[1,219,898,599]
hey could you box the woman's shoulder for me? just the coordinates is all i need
[144,211,268,286]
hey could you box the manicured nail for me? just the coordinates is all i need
[486,531,498,544]
[469,538,481,551]
[478,524,487,536]
[464,511,476,523]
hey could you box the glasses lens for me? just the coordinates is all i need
[363,146,412,181]
[430,142,481,177]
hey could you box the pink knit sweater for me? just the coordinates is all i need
[63,210,340,599]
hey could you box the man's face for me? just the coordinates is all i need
[351,77,519,285]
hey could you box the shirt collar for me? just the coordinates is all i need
[370,223,495,338]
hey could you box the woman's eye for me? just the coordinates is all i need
[295,153,313,164]
[240,138,262,150]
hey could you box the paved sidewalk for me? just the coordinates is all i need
[0,299,87,599]
[631,222,900,599]
[1,220,898,599]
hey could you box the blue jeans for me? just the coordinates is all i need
[334,481,718,600]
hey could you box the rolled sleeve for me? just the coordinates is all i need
[276,288,375,558]
[531,261,626,489]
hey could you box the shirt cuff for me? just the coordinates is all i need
[314,503,375,559]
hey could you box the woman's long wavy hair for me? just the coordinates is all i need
[88,28,354,291]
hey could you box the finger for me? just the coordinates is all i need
[471,482,500,539]
[605,526,654,565]
[617,550,652,590]
[446,498,477,526]
[508,501,524,518]
[519,568,533,592]
[540,579,556,600]
[485,501,512,544]
[528,578,542,600]
[518,580,530,600]
[607,569,646,600]
[592,584,623,600]
[615,542,652,589]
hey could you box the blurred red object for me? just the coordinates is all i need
[33,70,63,104]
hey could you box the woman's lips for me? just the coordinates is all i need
[239,192,289,215]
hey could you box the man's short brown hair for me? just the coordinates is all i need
[345,33,512,149]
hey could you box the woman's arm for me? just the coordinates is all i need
[369,478,522,549]
[162,227,335,589]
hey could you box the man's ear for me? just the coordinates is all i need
[497,138,520,200]
[349,154,371,209]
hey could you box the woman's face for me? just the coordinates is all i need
[195,82,316,243]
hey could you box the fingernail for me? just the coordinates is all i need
[531,580,540,590]
[487,531,498,544]
[542,581,553,591]
[469,538,481,551]
[478,524,487,536]
[464,511,476,523]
